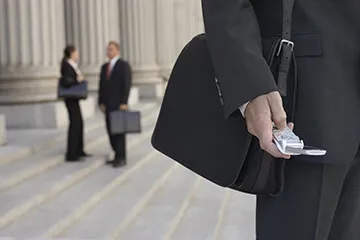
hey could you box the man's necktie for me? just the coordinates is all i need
[106,63,111,80]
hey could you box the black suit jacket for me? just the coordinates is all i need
[60,60,79,88]
[98,58,132,111]
[202,0,360,164]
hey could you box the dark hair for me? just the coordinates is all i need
[62,45,76,63]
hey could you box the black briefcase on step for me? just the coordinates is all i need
[151,0,296,196]
[109,111,141,135]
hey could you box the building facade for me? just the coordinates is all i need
[0,0,204,129]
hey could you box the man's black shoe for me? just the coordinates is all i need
[65,156,83,162]
[79,152,92,158]
[112,159,126,168]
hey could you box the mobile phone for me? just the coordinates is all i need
[273,125,327,156]
[273,125,303,155]
[284,145,327,156]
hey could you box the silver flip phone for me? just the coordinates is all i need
[273,125,327,156]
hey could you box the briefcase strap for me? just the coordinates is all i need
[276,0,295,97]
[282,0,295,40]
[248,0,296,196]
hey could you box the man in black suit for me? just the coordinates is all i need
[98,41,132,167]
[202,0,360,239]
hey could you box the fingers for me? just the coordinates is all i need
[287,122,294,130]
[267,92,287,130]
[245,91,292,159]
[258,119,273,146]
[258,120,291,159]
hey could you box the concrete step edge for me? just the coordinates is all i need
[162,176,203,240]
[0,110,159,195]
[212,189,231,240]
[0,159,104,229]
[0,102,158,165]
[108,163,179,240]
[43,139,157,238]
[0,127,155,230]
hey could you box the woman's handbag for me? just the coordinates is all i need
[57,78,88,100]
[151,0,296,196]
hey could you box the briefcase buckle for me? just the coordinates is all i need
[276,39,294,56]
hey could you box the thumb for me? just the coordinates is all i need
[267,92,287,130]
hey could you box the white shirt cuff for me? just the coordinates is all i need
[239,101,249,117]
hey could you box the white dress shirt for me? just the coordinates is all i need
[67,59,82,76]
[108,55,120,74]
[239,101,249,117]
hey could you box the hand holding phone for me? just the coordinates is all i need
[273,125,327,156]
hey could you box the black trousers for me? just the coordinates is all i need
[64,99,84,159]
[105,113,126,160]
[256,150,360,240]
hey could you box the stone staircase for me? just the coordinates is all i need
[0,101,256,240]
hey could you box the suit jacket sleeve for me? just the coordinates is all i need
[120,62,132,104]
[60,61,78,88]
[98,64,106,105]
[202,0,278,117]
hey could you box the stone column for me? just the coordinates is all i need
[173,0,191,55]
[154,0,176,80]
[119,0,163,99]
[0,0,65,103]
[64,0,121,92]
[189,0,204,36]
[173,0,204,55]
[0,115,6,146]
[0,0,93,128]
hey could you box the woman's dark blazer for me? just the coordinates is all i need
[60,61,79,88]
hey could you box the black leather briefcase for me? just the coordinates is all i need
[109,111,141,135]
[58,79,88,100]
[151,0,296,196]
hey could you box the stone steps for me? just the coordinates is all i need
[0,101,256,240]
[0,129,155,239]
[0,104,159,196]
[0,156,104,229]
[55,149,171,239]
[0,102,157,165]
[115,166,199,240]
[169,179,225,240]
[215,191,256,240]
[0,107,158,235]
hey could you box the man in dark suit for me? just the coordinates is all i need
[202,0,360,239]
[98,41,132,167]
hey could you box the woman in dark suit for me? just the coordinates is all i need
[60,45,91,161]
